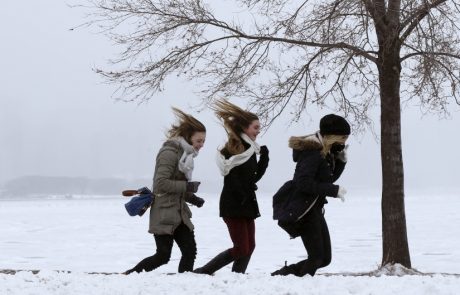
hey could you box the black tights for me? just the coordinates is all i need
[294,208,332,276]
[131,223,197,273]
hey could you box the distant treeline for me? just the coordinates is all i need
[0,176,151,197]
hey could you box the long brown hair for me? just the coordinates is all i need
[212,100,258,155]
[167,107,206,144]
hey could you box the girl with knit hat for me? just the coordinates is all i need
[271,114,350,277]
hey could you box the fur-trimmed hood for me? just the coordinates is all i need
[288,133,323,151]
[288,132,323,162]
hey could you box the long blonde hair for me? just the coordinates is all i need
[321,135,347,156]
[212,100,258,155]
[167,107,206,144]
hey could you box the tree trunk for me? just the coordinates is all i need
[378,47,411,268]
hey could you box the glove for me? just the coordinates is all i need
[186,181,201,193]
[337,186,347,202]
[192,196,205,208]
[260,145,269,156]
[185,193,205,208]
[335,144,348,163]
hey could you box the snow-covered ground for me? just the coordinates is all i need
[1,190,459,294]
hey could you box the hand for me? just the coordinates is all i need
[186,181,201,193]
[335,144,349,163]
[337,186,347,202]
[185,193,205,207]
[193,196,205,208]
[260,145,269,156]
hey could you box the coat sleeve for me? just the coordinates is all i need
[296,151,339,197]
[331,157,346,183]
[153,148,187,194]
[255,152,269,183]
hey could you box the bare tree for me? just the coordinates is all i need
[82,0,460,268]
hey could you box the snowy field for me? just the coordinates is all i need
[1,190,459,294]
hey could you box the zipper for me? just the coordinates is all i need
[296,195,319,221]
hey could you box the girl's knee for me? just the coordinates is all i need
[232,247,253,258]
[156,250,172,264]
[321,256,331,267]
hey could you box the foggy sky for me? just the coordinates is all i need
[1,2,459,194]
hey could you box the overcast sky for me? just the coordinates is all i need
[1,2,459,194]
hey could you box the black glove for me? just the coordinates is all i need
[185,193,205,208]
[260,145,269,156]
[193,196,205,208]
[330,143,345,153]
[186,181,201,193]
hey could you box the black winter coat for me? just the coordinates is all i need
[289,132,345,210]
[219,142,269,219]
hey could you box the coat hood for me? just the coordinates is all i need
[163,138,182,151]
[288,133,323,162]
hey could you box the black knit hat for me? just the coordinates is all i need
[319,114,351,136]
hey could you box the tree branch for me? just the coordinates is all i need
[400,0,447,43]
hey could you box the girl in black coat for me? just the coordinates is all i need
[194,100,269,274]
[271,114,350,277]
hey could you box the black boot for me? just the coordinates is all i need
[193,249,234,275]
[123,251,171,274]
[122,268,135,275]
[232,256,251,274]
[271,262,298,276]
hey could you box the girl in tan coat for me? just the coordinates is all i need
[123,108,206,274]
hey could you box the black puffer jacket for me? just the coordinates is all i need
[219,141,269,219]
[289,132,345,209]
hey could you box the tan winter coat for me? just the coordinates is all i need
[148,139,194,235]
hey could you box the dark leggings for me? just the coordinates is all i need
[131,223,197,273]
[223,217,255,259]
[295,208,332,276]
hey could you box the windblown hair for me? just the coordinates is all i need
[167,107,206,144]
[321,134,347,156]
[212,100,259,155]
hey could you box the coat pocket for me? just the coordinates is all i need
[158,203,179,225]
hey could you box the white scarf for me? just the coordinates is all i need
[177,137,198,180]
[216,133,260,176]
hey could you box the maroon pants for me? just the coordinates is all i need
[223,217,255,258]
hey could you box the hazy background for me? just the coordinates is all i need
[1,1,459,197]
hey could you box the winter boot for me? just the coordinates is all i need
[193,249,234,275]
[121,268,135,275]
[231,256,251,274]
[271,262,299,276]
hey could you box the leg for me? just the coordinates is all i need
[271,209,326,277]
[297,211,330,276]
[173,223,197,273]
[224,217,253,258]
[231,219,255,273]
[193,249,234,275]
[195,218,252,275]
[318,214,331,268]
[125,234,173,274]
